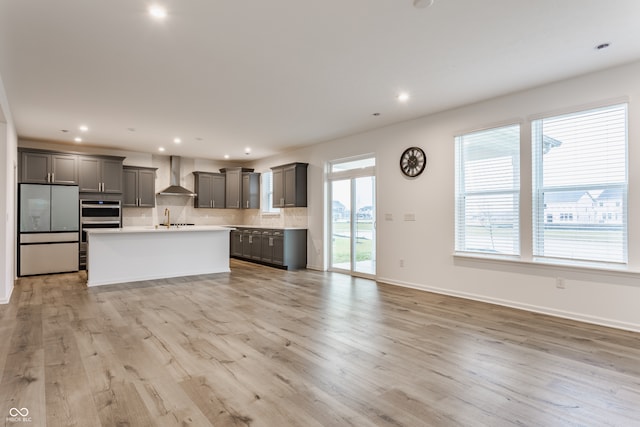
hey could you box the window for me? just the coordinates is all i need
[261,171,280,214]
[455,124,520,255]
[532,103,627,264]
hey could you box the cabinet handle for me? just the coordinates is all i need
[249,236,252,244]
[211,200,213,208]
[51,173,54,182]
[239,234,243,243]
[269,237,273,246]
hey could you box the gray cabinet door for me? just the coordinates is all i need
[51,154,78,184]
[78,157,101,192]
[225,168,242,208]
[102,159,123,193]
[21,151,50,183]
[230,230,243,257]
[242,173,260,209]
[137,169,156,207]
[242,229,252,257]
[212,174,226,208]
[272,231,285,265]
[250,230,262,260]
[122,168,138,206]
[195,173,214,208]
[261,230,273,262]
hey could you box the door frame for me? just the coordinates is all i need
[326,155,376,279]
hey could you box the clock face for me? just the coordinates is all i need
[400,147,426,177]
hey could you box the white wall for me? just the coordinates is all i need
[0,73,17,304]
[250,60,640,332]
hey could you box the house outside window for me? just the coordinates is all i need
[532,103,627,264]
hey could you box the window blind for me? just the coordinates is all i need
[455,124,520,255]
[532,103,627,263]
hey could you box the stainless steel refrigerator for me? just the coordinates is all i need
[18,183,80,276]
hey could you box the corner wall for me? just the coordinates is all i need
[0,73,17,304]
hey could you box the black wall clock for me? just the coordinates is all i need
[400,147,426,177]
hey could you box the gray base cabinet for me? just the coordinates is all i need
[230,228,306,269]
[123,166,157,207]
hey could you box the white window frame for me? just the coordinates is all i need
[455,123,521,257]
[531,102,628,265]
[261,170,280,215]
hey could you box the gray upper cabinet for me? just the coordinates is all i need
[242,172,260,209]
[271,162,308,208]
[221,167,259,209]
[193,172,225,208]
[20,150,78,184]
[224,167,242,208]
[123,166,157,207]
[79,156,124,193]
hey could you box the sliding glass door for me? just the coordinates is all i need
[329,156,376,277]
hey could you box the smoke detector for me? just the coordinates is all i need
[413,0,434,8]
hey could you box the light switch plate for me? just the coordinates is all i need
[404,213,416,221]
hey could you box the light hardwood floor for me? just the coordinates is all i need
[1,260,639,426]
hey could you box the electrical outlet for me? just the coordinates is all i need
[556,277,565,289]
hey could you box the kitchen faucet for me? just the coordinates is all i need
[164,208,170,228]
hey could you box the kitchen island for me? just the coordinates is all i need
[86,225,232,287]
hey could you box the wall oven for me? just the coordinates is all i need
[80,200,121,269]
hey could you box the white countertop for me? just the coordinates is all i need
[86,225,233,234]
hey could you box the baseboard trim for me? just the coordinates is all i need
[376,276,640,333]
[0,285,13,305]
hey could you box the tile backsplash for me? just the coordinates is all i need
[122,197,308,228]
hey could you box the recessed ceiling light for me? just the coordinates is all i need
[224,154,230,159]
[74,137,82,143]
[149,5,167,20]
[244,147,251,155]
[158,147,166,152]
[173,138,181,144]
[79,125,88,132]
[397,92,410,102]
[372,112,381,116]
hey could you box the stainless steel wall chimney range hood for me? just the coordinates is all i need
[158,156,197,197]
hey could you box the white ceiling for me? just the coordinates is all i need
[1,0,640,161]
